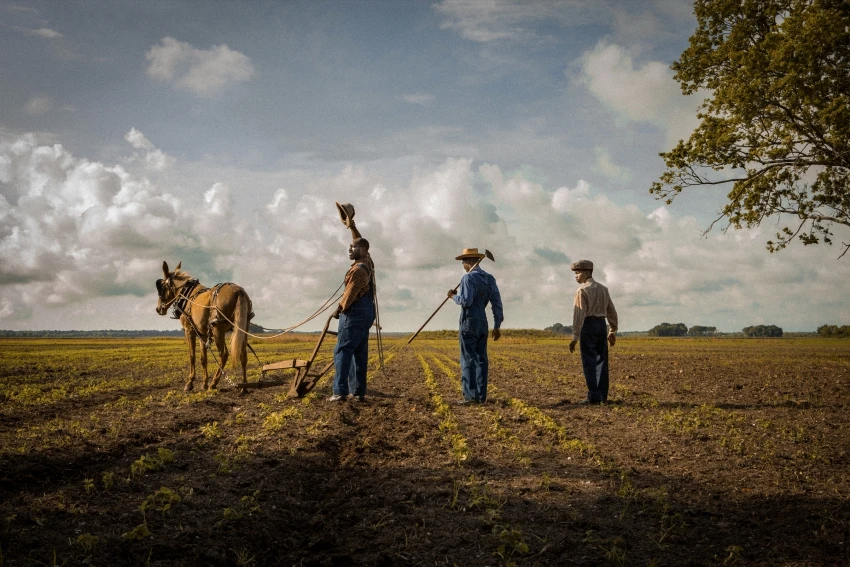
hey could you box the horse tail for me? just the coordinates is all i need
[230,288,250,372]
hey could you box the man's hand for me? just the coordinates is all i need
[492,328,501,341]
[569,339,577,354]
[333,306,341,319]
[447,289,457,298]
[607,333,616,347]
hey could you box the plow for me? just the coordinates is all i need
[237,311,339,397]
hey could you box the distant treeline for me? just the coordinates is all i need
[742,325,784,337]
[544,323,573,335]
[0,330,184,338]
[817,325,850,338]
[0,323,285,338]
[647,323,783,337]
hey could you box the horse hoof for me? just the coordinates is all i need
[184,385,194,392]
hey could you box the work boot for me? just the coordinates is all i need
[348,394,365,402]
[327,394,347,402]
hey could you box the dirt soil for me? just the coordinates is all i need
[0,336,848,566]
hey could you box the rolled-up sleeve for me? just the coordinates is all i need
[571,289,586,341]
[606,296,618,333]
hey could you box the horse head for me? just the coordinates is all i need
[155,261,189,315]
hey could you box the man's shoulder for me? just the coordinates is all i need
[355,261,372,274]
[347,261,371,276]
[469,268,496,284]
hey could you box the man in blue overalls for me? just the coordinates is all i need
[329,238,374,402]
[447,248,503,404]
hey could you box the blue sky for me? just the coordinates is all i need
[1,0,847,332]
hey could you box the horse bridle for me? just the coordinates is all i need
[156,277,200,319]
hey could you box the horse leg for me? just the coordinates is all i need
[200,339,210,390]
[210,329,228,389]
[184,331,196,392]
[239,342,248,385]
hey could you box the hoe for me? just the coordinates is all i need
[407,249,495,344]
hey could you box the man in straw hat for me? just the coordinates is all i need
[447,248,503,404]
[568,259,618,405]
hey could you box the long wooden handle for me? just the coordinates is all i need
[407,295,451,344]
[407,256,486,344]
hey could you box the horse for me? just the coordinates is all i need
[155,261,253,392]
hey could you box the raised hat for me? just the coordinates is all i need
[456,248,486,261]
[570,259,594,271]
[335,202,355,227]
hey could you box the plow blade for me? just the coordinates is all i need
[288,361,335,398]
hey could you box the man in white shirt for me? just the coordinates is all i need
[568,260,618,404]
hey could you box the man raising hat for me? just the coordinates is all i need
[329,203,376,402]
[447,248,503,404]
[568,259,618,404]
[328,237,374,402]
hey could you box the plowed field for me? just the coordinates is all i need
[1,336,848,566]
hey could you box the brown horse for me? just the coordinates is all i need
[155,261,253,391]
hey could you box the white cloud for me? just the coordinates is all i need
[1,130,847,332]
[145,37,255,97]
[434,0,605,43]
[400,93,435,105]
[124,128,153,150]
[593,147,631,183]
[0,133,191,305]
[576,41,703,146]
[124,128,175,171]
[21,26,62,38]
[30,27,61,38]
[24,95,52,116]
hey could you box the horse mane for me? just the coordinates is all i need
[171,268,193,287]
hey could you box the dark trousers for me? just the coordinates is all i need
[460,317,489,402]
[333,294,374,396]
[580,317,609,402]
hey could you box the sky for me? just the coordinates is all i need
[0,0,847,333]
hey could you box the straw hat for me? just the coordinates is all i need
[335,202,355,227]
[455,248,485,261]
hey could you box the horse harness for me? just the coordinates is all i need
[170,279,207,321]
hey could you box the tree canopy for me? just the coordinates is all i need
[688,325,717,336]
[743,325,784,337]
[544,323,573,335]
[648,322,689,337]
[651,0,850,257]
[817,324,850,337]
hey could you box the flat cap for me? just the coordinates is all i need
[570,259,593,271]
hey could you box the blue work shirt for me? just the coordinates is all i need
[452,266,503,329]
